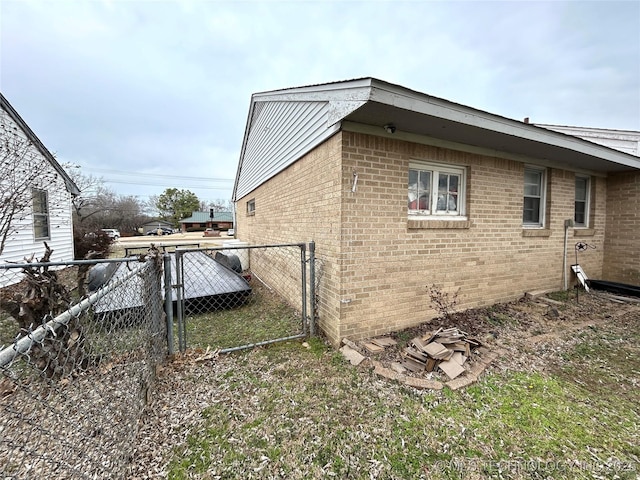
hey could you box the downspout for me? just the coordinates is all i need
[563,219,574,290]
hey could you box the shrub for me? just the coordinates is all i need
[73,228,113,260]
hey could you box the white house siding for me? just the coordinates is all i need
[1,103,76,287]
[536,124,640,157]
[235,100,336,200]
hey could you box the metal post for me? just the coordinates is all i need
[163,253,175,355]
[308,241,316,337]
[150,255,166,361]
[300,243,308,336]
[175,250,186,352]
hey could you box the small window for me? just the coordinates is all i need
[408,162,465,217]
[574,175,590,227]
[523,167,546,227]
[247,199,255,216]
[32,188,50,239]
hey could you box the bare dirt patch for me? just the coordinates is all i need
[347,291,640,387]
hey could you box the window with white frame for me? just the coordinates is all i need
[574,175,590,227]
[522,167,546,227]
[247,198,255,215]
[408,162,466,217]
[32,188,50,239]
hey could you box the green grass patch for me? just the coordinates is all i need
[166,322,640,479]
[180,280,303,350]
[547,290,575,302]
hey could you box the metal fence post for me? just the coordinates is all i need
[308,241,316,337]
[300,243,308,336]
[175,250,186,352]
[142,254,166,366]
[163,253,175,355]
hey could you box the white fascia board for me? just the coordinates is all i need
[252,78,374,100]
[368,83,640,170]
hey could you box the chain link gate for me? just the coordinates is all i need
[0,253,167,479]
[171,242,314,352]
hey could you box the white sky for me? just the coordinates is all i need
[2,0,639,205]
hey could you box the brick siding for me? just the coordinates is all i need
[603,171,640,285]
[237,131,611,345]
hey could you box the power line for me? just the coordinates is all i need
[86,167,234,183]
[102,178,233,189]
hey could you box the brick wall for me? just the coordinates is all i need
[603,171,640,285]
[236,130,609,345]
[338,132,606,342]
[235,134,345,342]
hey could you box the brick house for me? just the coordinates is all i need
[232,78,640,345]
[179,211,233,233]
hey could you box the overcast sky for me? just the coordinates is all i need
[2,0,639,206]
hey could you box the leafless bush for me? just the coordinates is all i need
[426,284,460,320]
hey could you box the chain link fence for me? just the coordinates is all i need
[173,243,313,352]
[0,253,167,479]
[0,241,316,477]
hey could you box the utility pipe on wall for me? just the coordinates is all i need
[563,219,574,290]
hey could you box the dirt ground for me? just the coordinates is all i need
[357,290,640,383]
[127,289,640,478]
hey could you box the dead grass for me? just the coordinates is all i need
[181,280,302,351]
[128,292,640,479]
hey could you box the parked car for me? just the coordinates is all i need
[101,229,120,239]
[227,228,235,236]
[146,227,173,236]
[203,228,220,237]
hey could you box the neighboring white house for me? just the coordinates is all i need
[536,124,640,157]
[0,93,80,276]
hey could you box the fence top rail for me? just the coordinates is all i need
[0,260,152,367]
[175,242,307,255]
[0,256,147,271]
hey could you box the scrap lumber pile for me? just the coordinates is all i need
[362,336,398,353]
[402,327,481,380]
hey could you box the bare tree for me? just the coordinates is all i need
[0,110,67,257]
[66,168,108,225]
[200,198,232,212]
[67,168,150,235]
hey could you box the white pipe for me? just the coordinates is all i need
[563,219,573,290]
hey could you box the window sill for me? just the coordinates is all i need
[574,228,595,237]
[408,219,471,230]
[521,229,551,237]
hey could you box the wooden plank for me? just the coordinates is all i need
[363,342,385,354]
[425,357,438,372]
[451,352,467,366]
[422,327,442,344]
[402,356,426,372]
[405,347,428,363]
[412,337,428,352]
[423,342,449,358]
[439,358,466,380]
[371,336,397,347]
[339,345,365,366]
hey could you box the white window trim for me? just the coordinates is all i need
[408,161,467,220]
[32,188,50,240]
[574,175,591,228]
[522,166,547,228]
[246,198,256,216]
